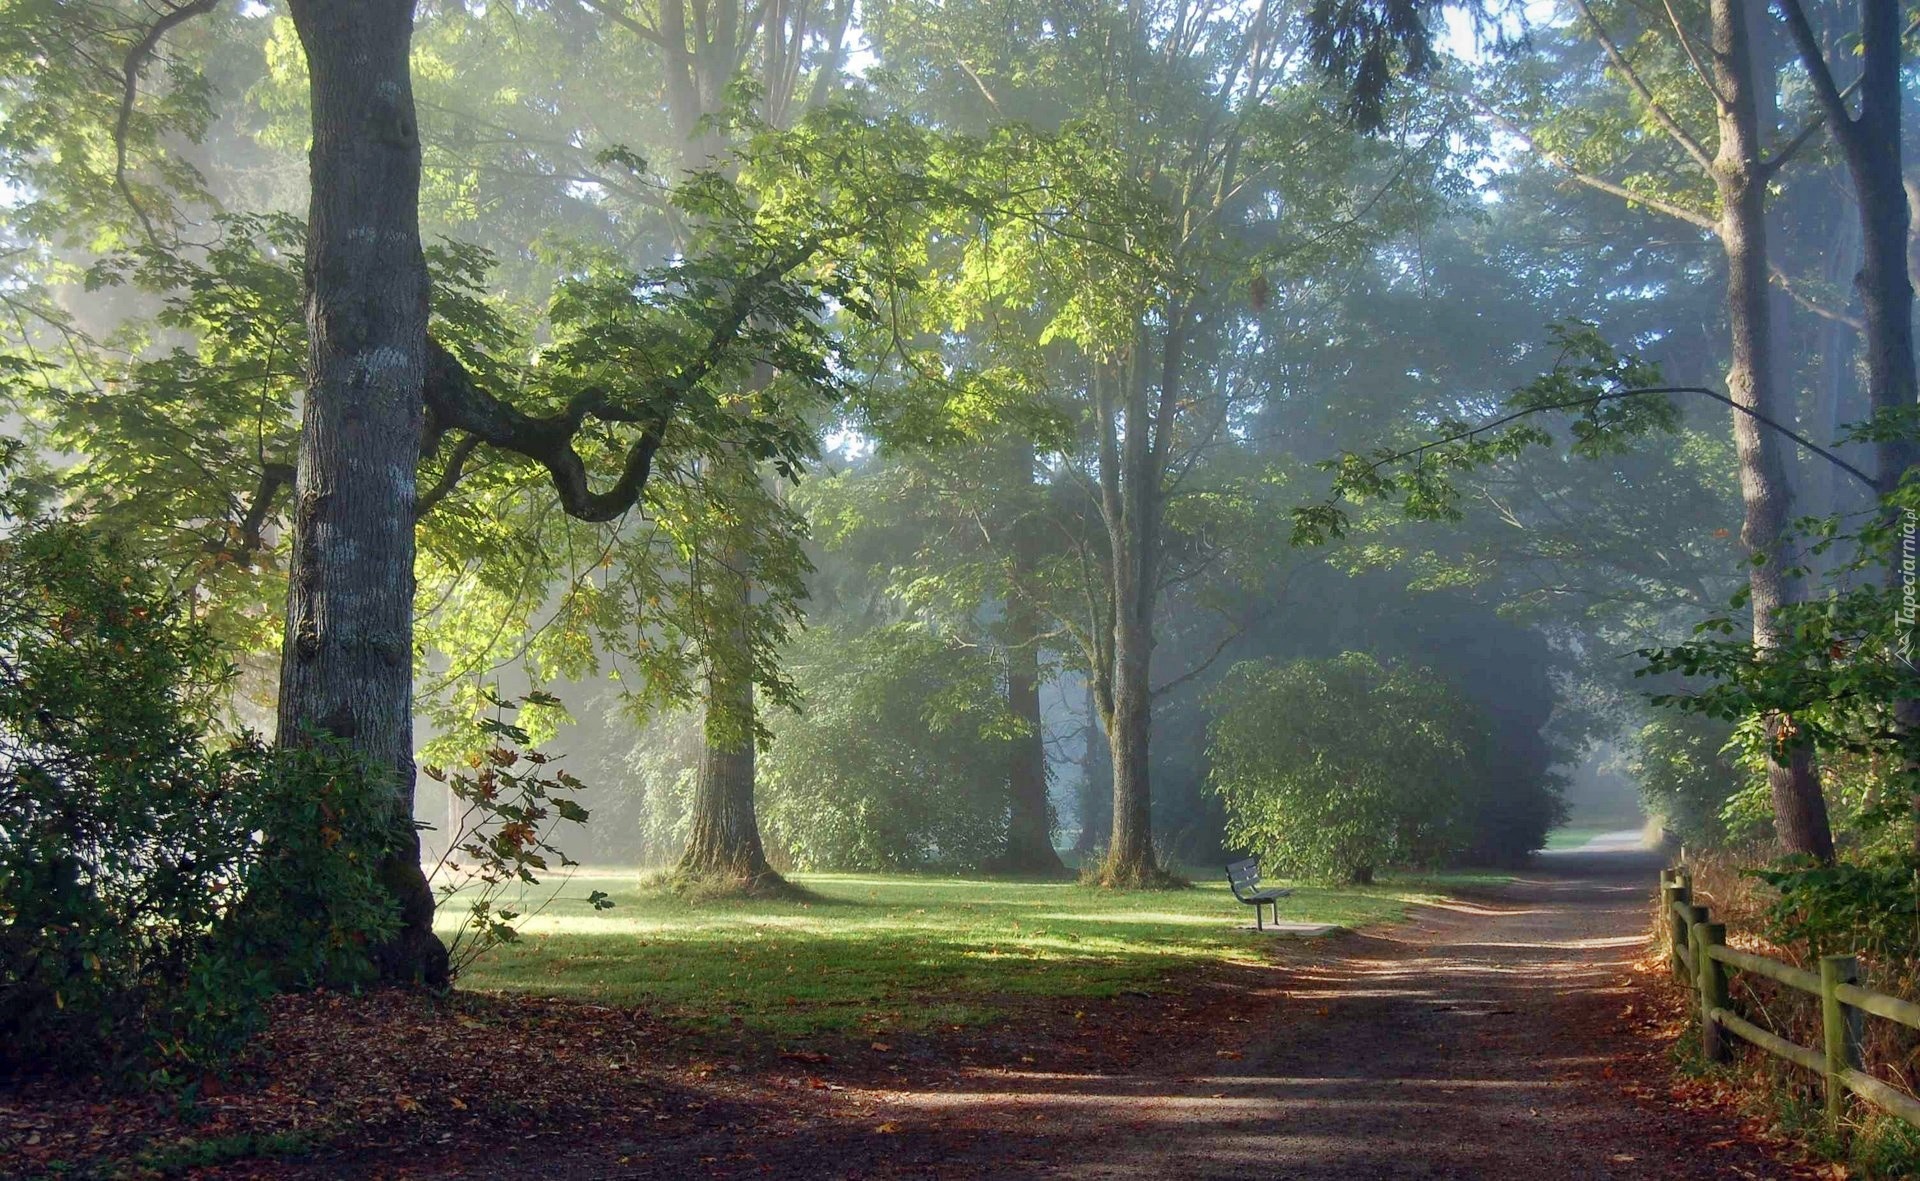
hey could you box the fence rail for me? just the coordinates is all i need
[1660,866,1920,1130]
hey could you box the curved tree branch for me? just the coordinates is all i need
[420,238,820,521]
[115,0,223,245]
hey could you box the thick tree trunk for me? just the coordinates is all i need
[1002,440,1064,874]
[1712,0,1835,863]
[280,0,447,985]
[677,566,779,887]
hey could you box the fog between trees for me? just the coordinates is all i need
[4,0,1910,982]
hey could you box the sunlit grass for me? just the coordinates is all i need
[1543,824,1641,850]
[441,866,1505,1034]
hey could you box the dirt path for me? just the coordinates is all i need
[782,844,1805,1180]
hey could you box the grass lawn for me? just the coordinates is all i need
[442,867,1505,1035]
[1543,823,1642,851]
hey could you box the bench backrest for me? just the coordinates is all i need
[1226,857,1260,897]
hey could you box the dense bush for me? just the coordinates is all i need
[1628,712,1748,848]
[1206,653,1482,883]
[0,492,397,1078]
[1754,855,1920,974]
[758,623,1014,870]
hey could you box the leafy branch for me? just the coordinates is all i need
[1291,322,1875,546]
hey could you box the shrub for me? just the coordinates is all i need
[1629,712,1749,848]
[427,690,608,977]
[1206,653,1478,883]
[0,491,396,1077]
[758,622,1014,870]
[1753,855,1920,977]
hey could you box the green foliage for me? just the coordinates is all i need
[1752,856,1920,973]
[0,475,396,1076]
[425,690,606,977]
[1292,322,1674,545]
[1206,653,1479,882]
[1639,480,1920,856]
[1629,713,1749,848]
[758,623,1015,871]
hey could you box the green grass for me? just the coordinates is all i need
[443,867,1504,1035]
[1543,824,1639,850]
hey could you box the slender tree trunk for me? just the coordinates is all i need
[1104,618,1155,881]
[1074,680,1108,856]
[1003,439,1064,873]
[651,0,832,886]
[280,0,447,984]
[1807,174,1862,562]
[1712,0,1835,862]
[1844,2,1918,496]
[677,567,778,886]
[1003,633,1061,872]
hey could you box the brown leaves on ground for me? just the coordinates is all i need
[0,937,1843,1180]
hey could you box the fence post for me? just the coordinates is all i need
[1694,920,1729,1063]
[1663,870,1694,980]
[1821,954,1863,1128]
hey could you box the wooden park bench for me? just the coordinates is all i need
[1226,857,1292,930]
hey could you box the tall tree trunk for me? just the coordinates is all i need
[280,0,447,984]
[1782,0,1917,851]
[1713,0,1835,862]
[1074,680,1108,856]
[1003,632,1061,872]
[1104,614,1155,882]
[1095,353,1163,886]
[1806,171,1862,561]
[677,566,778,886]
[1841,0,1920,852]
[1003,439,1064,873]
[649,0,833,886]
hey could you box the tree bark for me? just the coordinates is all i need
[676,567,778,886]
[1003,633,1062,872]
[1093,352,1163,886]
[1002,439,1064,873]
[1074,680,1108,856]
[280,0,447,984]
[1712,0,1835,862]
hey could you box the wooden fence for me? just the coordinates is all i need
[1661,866,1920,1129]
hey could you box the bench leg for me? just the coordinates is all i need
[1256,905,1263,931]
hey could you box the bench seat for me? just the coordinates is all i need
[1226,857,1292,929]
